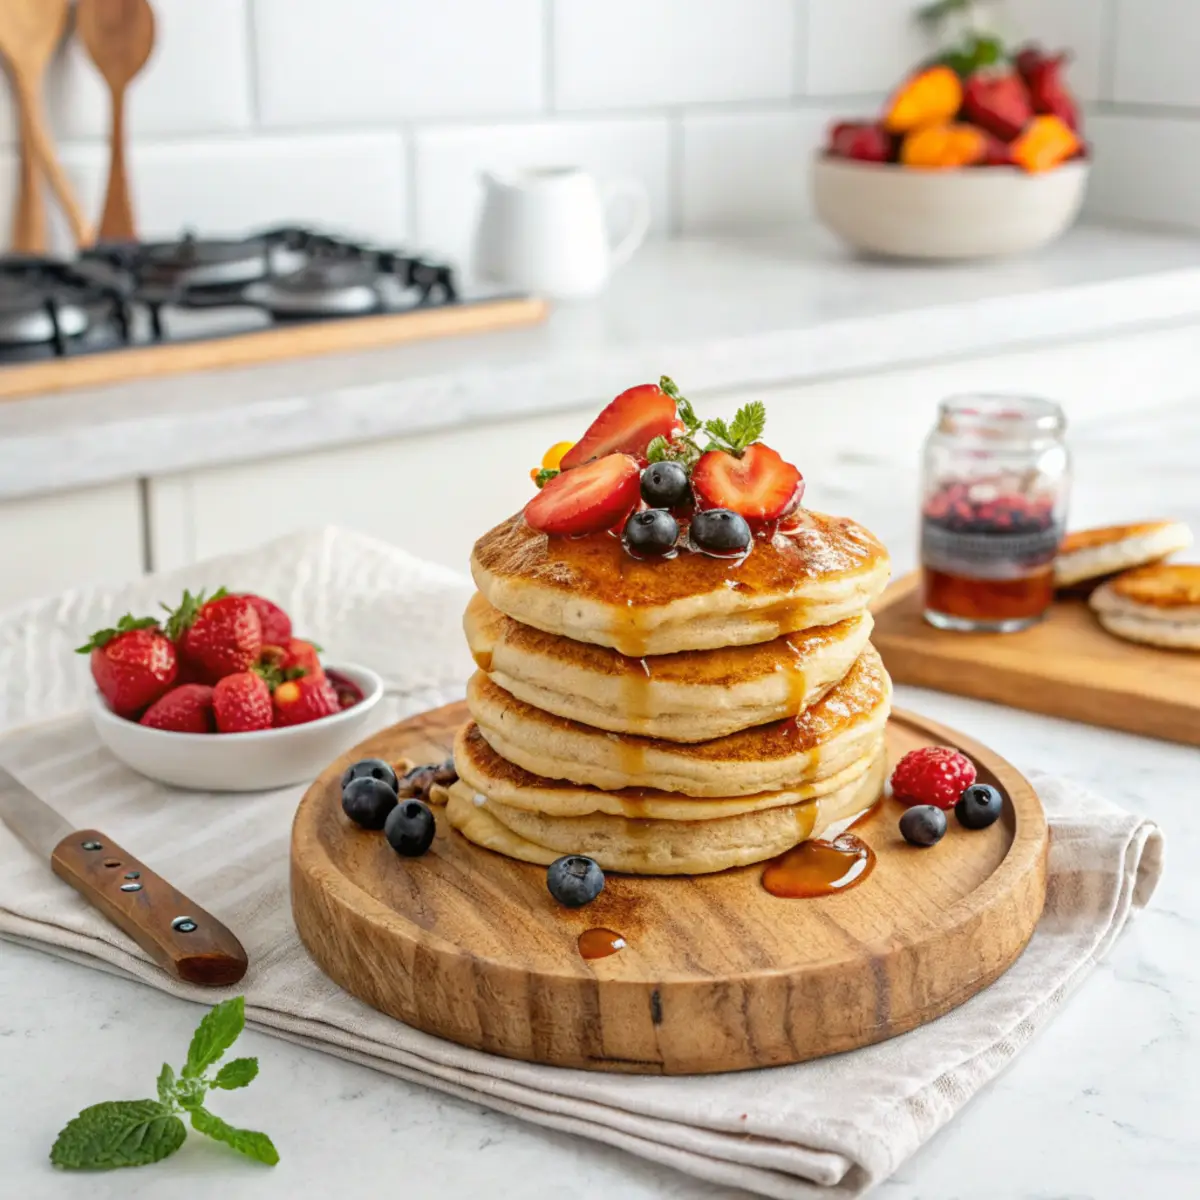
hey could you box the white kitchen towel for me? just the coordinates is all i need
[0,528,1164,1199]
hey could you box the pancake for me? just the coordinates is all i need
[1055,520,1192,588]
[466,644,892,797]
[1089,563,1200,650]
[454,720,884,820]
[463,592,874,742]
[444,750,885,875]
[471,509,890,655]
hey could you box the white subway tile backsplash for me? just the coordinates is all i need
[1084,115,1200,234]
[553,0,795,110]
[802,0,929,97]
[0,0,251,147]
[253,0,544,126]
[1112,0,1200,108]
[681,108,840,233]
[414,119,671,272]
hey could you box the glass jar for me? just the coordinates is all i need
[920,394,1070,633]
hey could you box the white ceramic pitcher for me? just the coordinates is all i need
[473,166,650,300]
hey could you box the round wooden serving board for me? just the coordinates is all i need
[291,703,1048,1075]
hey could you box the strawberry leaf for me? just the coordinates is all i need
[75,615,159,654]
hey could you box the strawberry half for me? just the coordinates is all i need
[691,444,803,522]
[523,453,641,536]
[559,384,682,470]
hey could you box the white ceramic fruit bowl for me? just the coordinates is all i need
[88,662,384,793]
[811,155,1089,260]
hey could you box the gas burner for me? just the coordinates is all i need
[244,259,384,317]
[0,258,129,350]
[87,232,270,291]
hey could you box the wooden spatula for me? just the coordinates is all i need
[0,0,92,250]
[76,0,155,243]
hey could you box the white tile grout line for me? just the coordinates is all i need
[792,0,810,99]
[243,0,262,129]
[666,111,684,238]
[542,0,556,115]
[1099,0,1120,106]
[402,126,419,248]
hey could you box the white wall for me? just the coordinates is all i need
[0,0,1194,265]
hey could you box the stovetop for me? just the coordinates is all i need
[0,227,486,363]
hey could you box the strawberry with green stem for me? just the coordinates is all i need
[163,589,263,683]
[77,615,178,717]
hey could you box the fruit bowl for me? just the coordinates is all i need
[811,155,1089,260]
[88,662,384,792]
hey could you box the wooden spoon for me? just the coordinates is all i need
[0,0,88,251]
[76,0,155,243]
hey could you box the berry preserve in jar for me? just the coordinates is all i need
[920,394,1069,633]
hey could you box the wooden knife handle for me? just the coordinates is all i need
[51,829,248,987]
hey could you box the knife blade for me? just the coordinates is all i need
[0,765,248,986]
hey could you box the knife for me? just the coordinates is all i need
[0,765,247,986]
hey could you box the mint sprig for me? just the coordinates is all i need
[652,377,768,469]
[703,401,766,458]
[533,467,560,489]
[51,997,278,1172]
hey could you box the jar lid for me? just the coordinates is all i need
[937,394,1066,440]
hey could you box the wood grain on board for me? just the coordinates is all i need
[873,572,1200,746]
[0,297,549,402]
[291,700,1047,1075]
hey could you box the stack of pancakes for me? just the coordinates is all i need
[446,509,894,875]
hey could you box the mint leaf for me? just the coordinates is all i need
[173,1077,207,1111]
[659,376,701,434]
[533,467,559,489]
[645,436,670,463]
[156,1064,175,1108]
[190,1107,279,1166]
[51,1101,186,1170]
[213,1058,259,1090]
[703,417,733,448]
[729,401,766,450]
[183,996,244,1078]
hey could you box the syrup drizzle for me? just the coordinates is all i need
[578,928,626,960]
[761,834,876,898]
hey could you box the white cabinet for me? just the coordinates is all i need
[0,482,145,610]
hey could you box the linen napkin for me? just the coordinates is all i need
[0,528,1163,1199]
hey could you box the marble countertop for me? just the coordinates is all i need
[5,222,1200,503]
[1,401,1197,1199]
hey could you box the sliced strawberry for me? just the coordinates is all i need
[691,444,803,522]
[523,453,641,536]
[559,385,682,470]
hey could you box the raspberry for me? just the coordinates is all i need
[890,747,977,810]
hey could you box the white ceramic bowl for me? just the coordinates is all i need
[811,156,1089,260]
[88,662,384,792]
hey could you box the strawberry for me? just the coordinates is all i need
[273,674,341,727]
[1014,47,1080,132]
[164,589,263,682]
[139,684,215,734]
[962,71,1033,142]
[77,616,178,718]
[890,747,977,811]
[212,671,273,733]
[828,121,892,163]
[523,453,641,536]
[692,444,803,522]
[558,385,682,470]
[979,131,1016,166]
[237,594,292,646]
[260,637,324,681]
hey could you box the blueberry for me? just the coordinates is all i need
[899,804,947,847]
[955,783,1004,830]
[623,509,679,558]
[690,508,751,554]
[342,776,398,830]
[384,797,437,856]
[640,461,691,508]
[341,757,398,792]
[546,855,605,908]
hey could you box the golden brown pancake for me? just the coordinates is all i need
[1089,563,1200,649]
[463,592,873,742]
[470,509,890,655]
[1055,520,1191,588]
[466,644,892,796]
[445,749,885,875]
[454,720,884,820]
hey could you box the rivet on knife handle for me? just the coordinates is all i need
[50,829,248,987]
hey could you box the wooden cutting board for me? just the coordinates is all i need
[873,572,1200,746]
[291,701,1047,1075]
